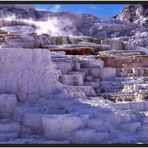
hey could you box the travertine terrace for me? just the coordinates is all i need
[0,4,147,144]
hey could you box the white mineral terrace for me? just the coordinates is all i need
[0,16,147,144]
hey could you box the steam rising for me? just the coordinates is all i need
[1,14,76,36]
[35,17,74,36]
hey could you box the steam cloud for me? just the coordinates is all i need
[1,14,76,36]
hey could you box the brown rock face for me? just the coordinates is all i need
[51,47,93,55]
[117,4,148,22]
[99,55,148,68]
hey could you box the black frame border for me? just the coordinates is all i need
[0,1,147,4]
[0,0,148,147]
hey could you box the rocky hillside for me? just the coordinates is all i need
[0,4,147,39]
[117,4,148,27]
[116,4,148,47]
[0,4,49,20]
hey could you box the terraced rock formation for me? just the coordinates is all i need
[0,4,147,144]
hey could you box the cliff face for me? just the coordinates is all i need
[117,4,145,22]
[117,4,148,27]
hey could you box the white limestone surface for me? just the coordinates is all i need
[0,48,60,102]
[0,94,17,118]
[42,114,84,140]
[100,67,116,80]
[22,113,43,134]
